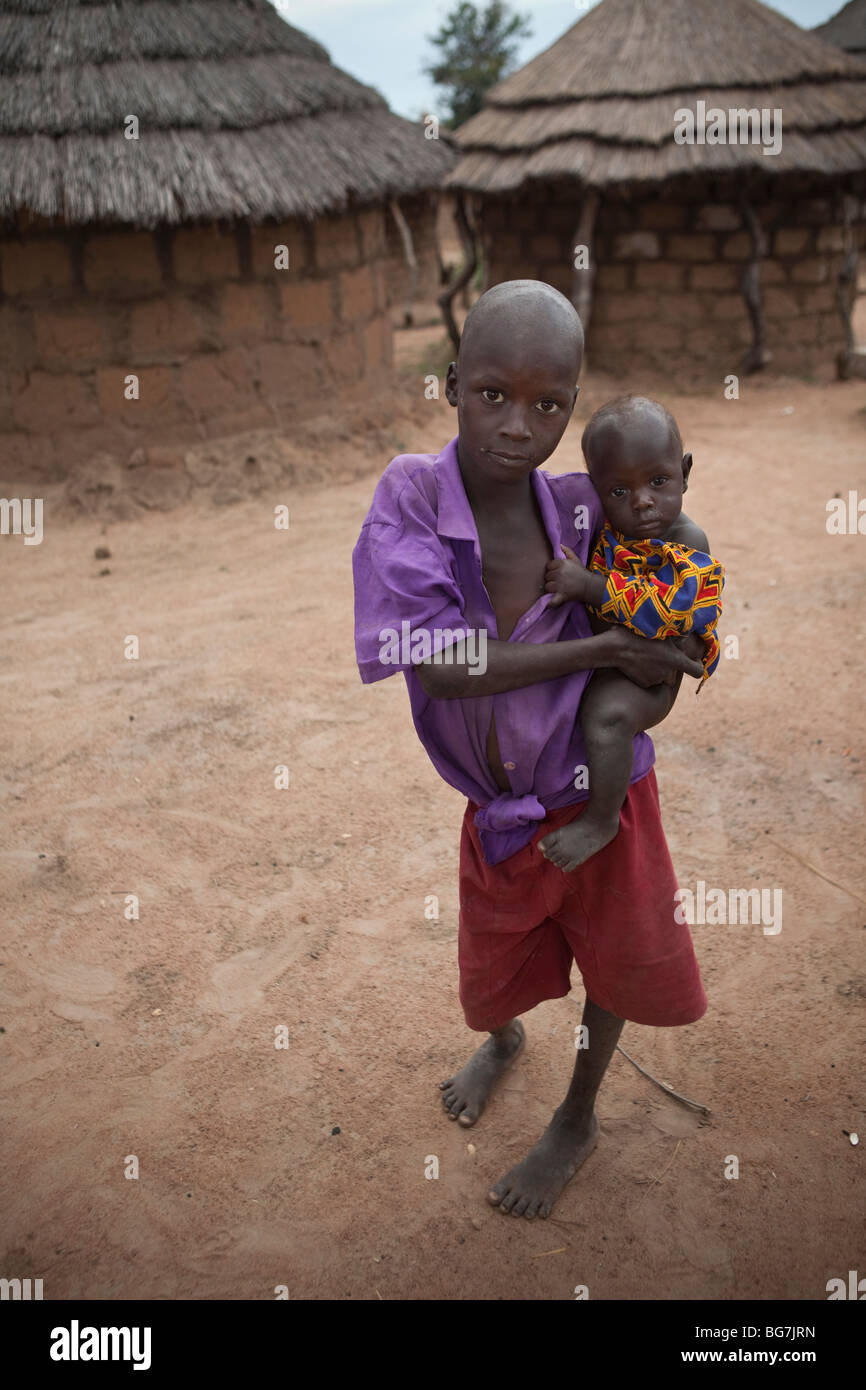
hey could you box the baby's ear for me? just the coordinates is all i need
[681,451,693,490]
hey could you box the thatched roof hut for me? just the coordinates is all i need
[816,0,866,57]
[446,0,866,377]
[0,0,449,226]
[0,0,453,484]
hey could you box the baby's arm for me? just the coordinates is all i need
[545,544,607,609]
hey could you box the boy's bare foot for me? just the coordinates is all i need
[539,813,619,872]
[488,1109,600,1218]
[439,1019,525,1127]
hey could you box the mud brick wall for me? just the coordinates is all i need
[0,205,394,480]
[383,190,443,321]
[478,180,864,378]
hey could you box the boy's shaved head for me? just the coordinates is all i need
[460,279,584,370]
[582,395,682,470]
[445,279,584,484]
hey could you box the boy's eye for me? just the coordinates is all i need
[651,476,669,486]
[536,399,560,414]
[481,389,504,403]
[610,487,627,498]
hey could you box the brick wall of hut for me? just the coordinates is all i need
[383,190,443,321]
[0,204,394,481]
[478,180,866,376]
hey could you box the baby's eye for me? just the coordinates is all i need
[610,487,627,498]
[481,389,504,403]
[651,476,669,486]
[536,399,560,414]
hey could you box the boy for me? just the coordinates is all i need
[539,396,724,872]
[353,281,708,1220]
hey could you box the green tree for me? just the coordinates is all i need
[424,1,533,130]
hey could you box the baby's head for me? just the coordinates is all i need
[446,280,583,481]
[581,396,693,540]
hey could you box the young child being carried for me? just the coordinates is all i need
[540,395,724,873]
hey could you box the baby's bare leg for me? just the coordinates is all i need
[539,670,678,872]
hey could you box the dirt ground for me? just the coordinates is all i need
[2,338,865,1301]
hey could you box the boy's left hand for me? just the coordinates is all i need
[545,545,591,606]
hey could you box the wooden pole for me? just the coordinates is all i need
[571,188,600,336]
[834,188,858,379]
[388,198,419,328]
[438,191,478,352]
[739,193,772,374]
[431,191,448,286]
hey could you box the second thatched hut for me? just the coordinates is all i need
[447,0,866,378]
[816,0,866,57]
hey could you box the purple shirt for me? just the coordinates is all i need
[352,436,655,865]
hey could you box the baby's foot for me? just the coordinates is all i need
[539,812,619,872]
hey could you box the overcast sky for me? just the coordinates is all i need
[277,0,843,119]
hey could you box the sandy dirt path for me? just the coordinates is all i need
[2,368,865,1301]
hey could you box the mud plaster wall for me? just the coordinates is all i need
[0,205,395,482]
[478,180,866,377]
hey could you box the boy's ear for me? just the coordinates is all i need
[445,362,458,406]
[681,451,693,490]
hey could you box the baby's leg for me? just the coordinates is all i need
[539,671,677,872]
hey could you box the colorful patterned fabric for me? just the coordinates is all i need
[589,523,725,683]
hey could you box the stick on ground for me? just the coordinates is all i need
[616,1044,711,1115]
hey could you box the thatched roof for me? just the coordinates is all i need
[449,0,866,195]
[0,0,453,227]
[815,0,866,55]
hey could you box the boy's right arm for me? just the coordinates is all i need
[417,626,704,699]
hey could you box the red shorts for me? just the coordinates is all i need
[458,768,706,1031]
